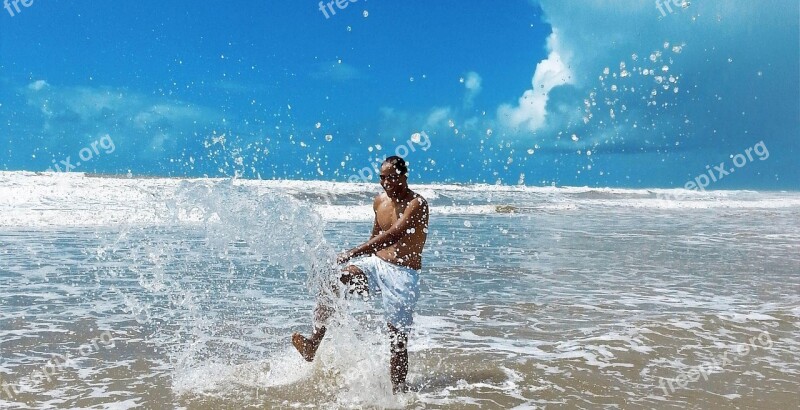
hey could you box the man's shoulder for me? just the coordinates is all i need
[411,192,428,206]
[408,193,428,215]
[373,192,388,207]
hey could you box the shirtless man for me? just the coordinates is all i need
[292,156,429,393]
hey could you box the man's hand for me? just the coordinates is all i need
[337,250,353,265]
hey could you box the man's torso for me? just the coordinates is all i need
[374,192,429,270]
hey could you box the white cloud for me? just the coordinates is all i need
[28,80,49,91]
[463,71,482,107]
[22,81,220,157]
[133,104,205,129]
[311,61,363,82]
[497,31,573,132]
[425,107,453,129]
[496,0,799,153]
[24,81,211,123]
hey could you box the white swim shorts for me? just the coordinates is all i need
[349,255,420,332]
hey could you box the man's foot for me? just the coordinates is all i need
[291,327,325,362]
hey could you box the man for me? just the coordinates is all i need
[292,156,429,393]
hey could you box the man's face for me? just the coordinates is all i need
[379,162,407,198]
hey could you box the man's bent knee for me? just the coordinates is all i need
[341,265,368,295]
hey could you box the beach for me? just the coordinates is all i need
[0,171,798,408]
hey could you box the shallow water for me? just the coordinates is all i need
[1,173,799,408]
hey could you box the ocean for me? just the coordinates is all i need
[1,171,798,409]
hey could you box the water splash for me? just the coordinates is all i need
[88,178,407,406]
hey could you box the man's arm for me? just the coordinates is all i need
[338,197,425,263]
[369,214,381,240]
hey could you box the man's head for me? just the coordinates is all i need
[380,156,408,199]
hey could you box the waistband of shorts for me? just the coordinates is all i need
[366,255,420,273]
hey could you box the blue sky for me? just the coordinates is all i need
[0,0,797,189]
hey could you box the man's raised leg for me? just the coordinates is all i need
[292,265,368,362]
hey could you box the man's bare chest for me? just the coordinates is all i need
[376,202,407,230]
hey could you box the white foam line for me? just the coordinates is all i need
[1,172,798,227]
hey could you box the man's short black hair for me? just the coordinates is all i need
[383,156,408,175]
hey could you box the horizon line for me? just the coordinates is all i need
[0,170,796,193]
